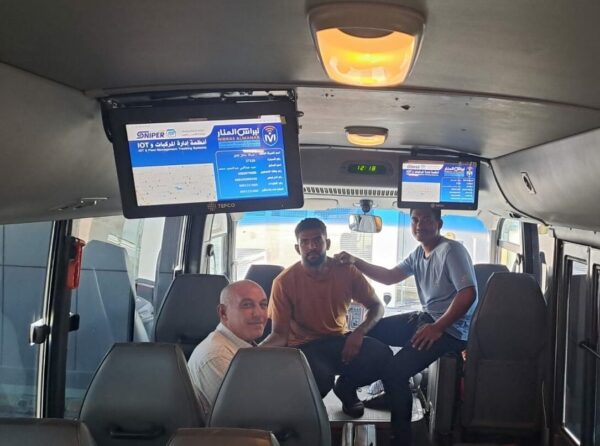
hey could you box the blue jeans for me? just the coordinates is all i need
[369,312,466,445]
[298,334,392,398]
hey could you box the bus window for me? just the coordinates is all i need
[563,259,588,442]
[206,214,228,276]
[64,216,181,418]
[233,209,489,314]
[0,222,53,417]
[497,219,523,271]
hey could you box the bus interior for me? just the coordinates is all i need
[1,1,600,445]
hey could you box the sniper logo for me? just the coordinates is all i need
[261,125,279,147]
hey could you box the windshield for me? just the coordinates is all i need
[234,208,489,315]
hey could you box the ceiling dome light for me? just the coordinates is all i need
[345,126,388,147]
[308,3,425,87]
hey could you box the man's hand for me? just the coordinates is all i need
[341,330,364,364]
[411,323,443,350]
[334,251,357,265]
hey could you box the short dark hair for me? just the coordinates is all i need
[410,207,442,222]
[294,218,327,239]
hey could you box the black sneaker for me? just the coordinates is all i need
[333,378,365,418]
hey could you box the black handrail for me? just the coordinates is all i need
[579,341,600,361]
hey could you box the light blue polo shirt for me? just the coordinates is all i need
[398,237,477,340]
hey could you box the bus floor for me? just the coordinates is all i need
[324,390,537,446]
[324,387,432,446]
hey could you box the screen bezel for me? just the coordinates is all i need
[106,96,303,218]
[397,157,480,210]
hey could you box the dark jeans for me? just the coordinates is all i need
[298,334,392,398]
[369,312,466,446]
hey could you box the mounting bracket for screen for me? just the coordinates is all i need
[102,90,304,218]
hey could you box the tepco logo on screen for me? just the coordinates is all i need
[261,125,279,147]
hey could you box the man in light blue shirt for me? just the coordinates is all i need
[336,207,477,446]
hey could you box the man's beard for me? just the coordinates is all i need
[304,252,326,267]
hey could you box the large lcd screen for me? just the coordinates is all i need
[106,96,303,218]
[398,159,479,210]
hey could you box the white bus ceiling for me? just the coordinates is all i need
[1,1,600,230]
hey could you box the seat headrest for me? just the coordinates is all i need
[168,428,280,446]
[470,272,546,359]
[80,343,203,446]
[0,418,96,446]
[209,348,331,446]
[155,274,229,358]
[473,263,509,298]
[82,240,129,271]
[244,265,284,298]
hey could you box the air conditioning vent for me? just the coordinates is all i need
[303,185,397,198]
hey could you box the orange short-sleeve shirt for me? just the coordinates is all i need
[268,258,376,347]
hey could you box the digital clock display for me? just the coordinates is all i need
[348,163,387,175]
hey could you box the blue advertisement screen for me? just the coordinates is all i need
[401,160,478,204]
[125,116,288,206]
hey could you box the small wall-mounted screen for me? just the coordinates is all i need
[106,96,303,218]
[398,159,479,210]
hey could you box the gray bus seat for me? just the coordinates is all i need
[474,263,509,304]
[462,272,546,438]
[79,343,203,446]
[426,350,463,442]
[69,240,141,398]
[168,428,280,446]
[244,264,284,342]
[426,263,509,442]
[244,264,284,298]
[154,274,229,359]
[0,418,96,446]
[209,348,331,446]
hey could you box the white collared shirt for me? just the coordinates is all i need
[187,323,253,417]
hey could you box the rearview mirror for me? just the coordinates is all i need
[348,214,382,233]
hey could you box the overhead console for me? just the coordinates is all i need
[398,157,480,210]
[102,91,303,218]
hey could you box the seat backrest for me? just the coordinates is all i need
[244,265,283,342]
[0,418,96,446]
[462,272,547,435]
[68,240,140,404]
[208,348,331,446]
[154,274,229,358]
[244,265,284,298]
[79,343,203,446]
[79,240,135,341]
[168,428,280,446]
[473,263,509,302]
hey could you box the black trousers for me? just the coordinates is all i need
[369,312,466,446]
[298,334,392,398]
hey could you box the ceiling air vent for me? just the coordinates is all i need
[303,186,397,198]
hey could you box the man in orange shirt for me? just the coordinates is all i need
[261,218,391,417]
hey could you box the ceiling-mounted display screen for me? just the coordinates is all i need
[105,95,303,218]
[398,158,479,210]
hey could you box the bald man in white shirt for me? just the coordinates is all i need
[187,280,268,417]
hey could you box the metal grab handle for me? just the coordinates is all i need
[578,341,600,361]
[110,426,164,439]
